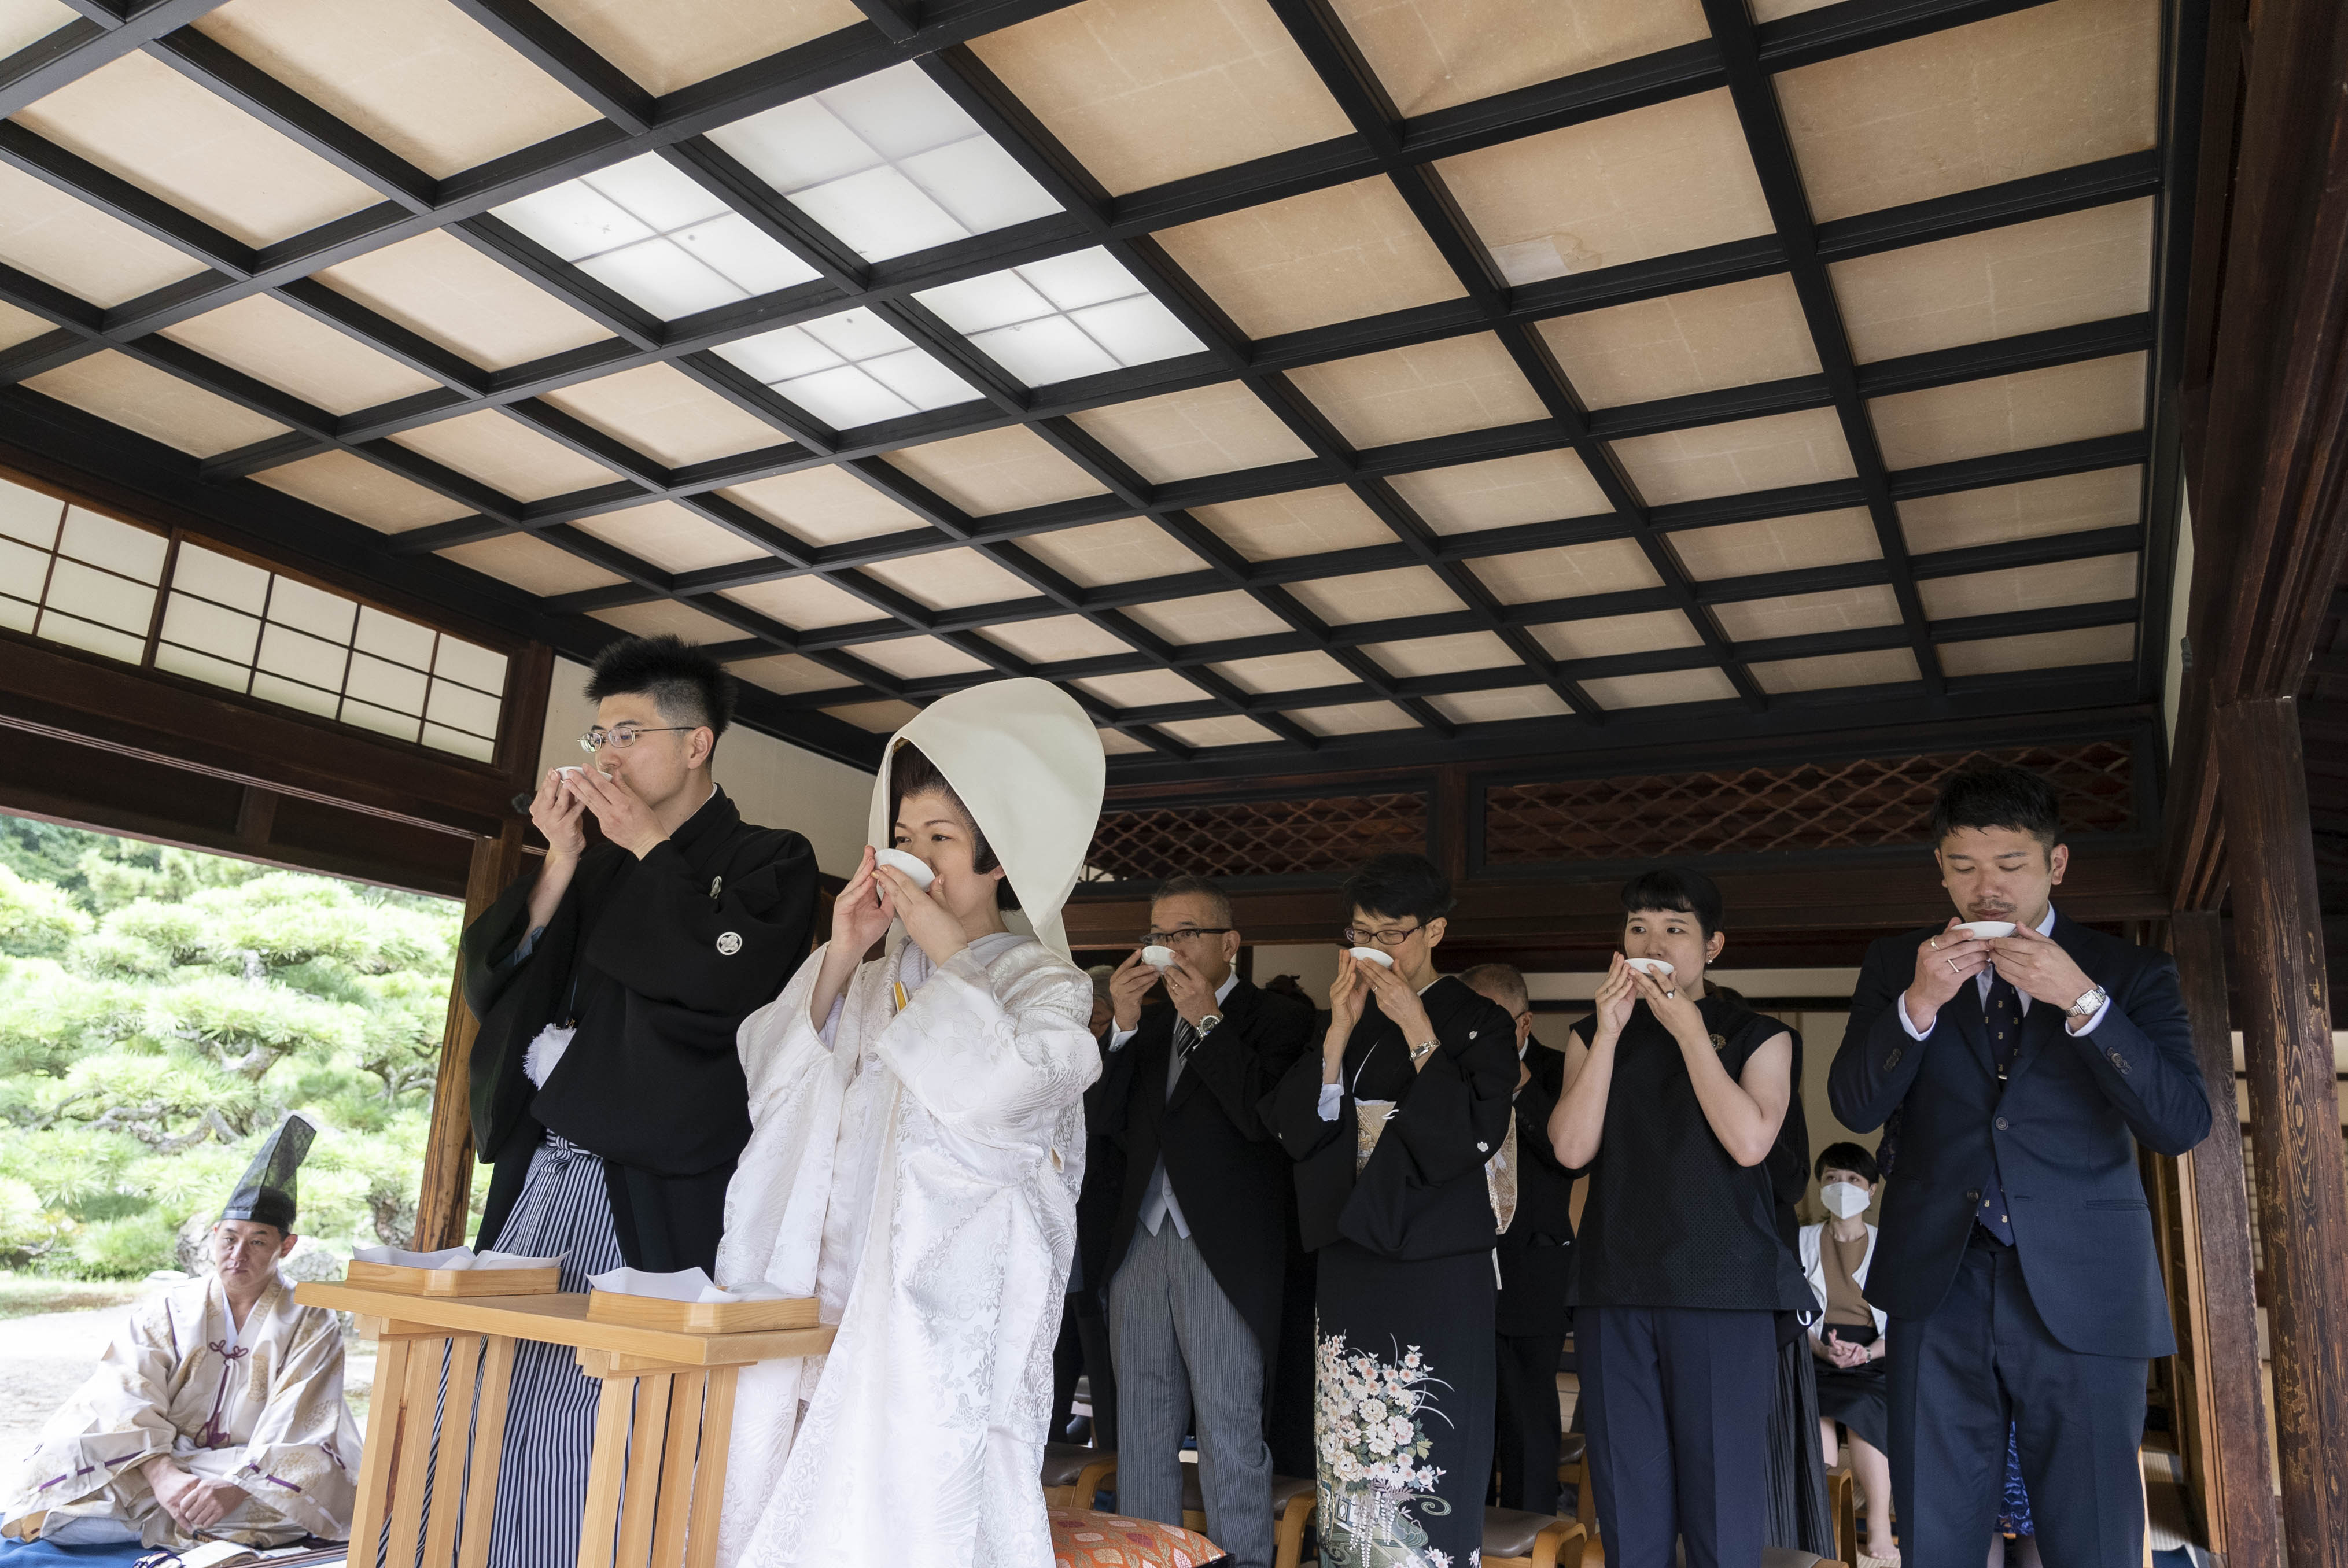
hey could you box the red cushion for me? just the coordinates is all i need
[1050,1507,1224,1567]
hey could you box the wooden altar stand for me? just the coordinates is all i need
[296,1281,835,1568]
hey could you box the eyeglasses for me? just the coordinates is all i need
[1343,924,1422,949]
[1142,927,1234,945]
[580,724,696,753]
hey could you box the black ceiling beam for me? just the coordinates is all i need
[0,0,225,119]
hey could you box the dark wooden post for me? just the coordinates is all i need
[2170,910,2282,1567]
[2214,696,2348,1566]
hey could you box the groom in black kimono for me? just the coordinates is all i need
[464,633,819,1272]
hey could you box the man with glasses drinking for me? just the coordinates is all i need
[1097,875,1314,1568]
[458,634,817,1568]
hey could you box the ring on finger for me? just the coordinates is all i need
[1945,957,1958,975]
[1929,936,1940,950]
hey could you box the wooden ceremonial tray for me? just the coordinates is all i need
[584,1290,820,1333]
[343,1259,562,1297]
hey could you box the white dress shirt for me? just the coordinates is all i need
[1897,904,2110,1041]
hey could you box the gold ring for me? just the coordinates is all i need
[1929,936,1940,950]
[1945,957,1958,975]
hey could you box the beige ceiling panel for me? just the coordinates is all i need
[1832,200,2154,363]
[883,425,1107,515]
[573,499,765,573]
[1897,466,2140,555]
[0,298,50,352]
[846,634,991,681]
[1015,518,1206,588]
[1749,0,1840,17]
[721,572,877,629]
[1870,353,2146,471]
[16,51,381,247]
[1291,699,1418,736]
[1749,646,1921,694]
[1123,590,1293,644]
[1940,622,2134,676]
[1074,668,1210,709]
[1153,712,1284,747]
[1437,89,1771,283]
[1776,0,2159,223]
[1530,608,1703,661]
[159,294,438,415]
[1190,485,1395,562]
[1363,630,1516,678]
[1711,583,1903,643]
[1388,449,1612,536]
[1581,666,1738,709]
[315,230,609,370]
[967,0,1354,195]
[436,532,625,596]
[590,599,744,643]
[1610,407,1856,506]
[1285,565,1464,625]
[0,1,75,56]
[981,614,1136,665]
[1149,176,1466,339]
[731,652,858,696]
[1328,0,1706,117]
[719,466,929,547]
[24,350,288,458]
[193,0,599,179]
[1067,382,1316,482]
[1468,537,1661,603]
[1917,552,2137,621]
[1537,274,1822,408]
[1429,685,1572,724]
[0,163,206,308]
[540,363,786,468]
[1099,726,1155,755]
[1289,333,1549,450]
[537,0,863,95]
[249,449,472,532]
[1211,648,1356,692]
[1669,507,1881,580]
[858,545,1035,610]
[390,408,622,501]
[825,698,924,732]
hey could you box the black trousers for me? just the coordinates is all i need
[1888,1233,2148,1568]
[1494,1331,1566,1514]
[1581,1305,1777,1568]
[1052,1289,1120,1449]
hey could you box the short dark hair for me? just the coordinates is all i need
[1459,962,1528,1014]
[890,741,1017,909]
[586,634,735,746]
[1619,867,1724,938]
[1340,853,1454,925]
[1928,763,2062,851]
[1815,1141,1881,1185]
[1151,873,1232,927]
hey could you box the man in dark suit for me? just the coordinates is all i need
[1461,963,1578,1516]
[1097,875,1314,1568]
[1830,763,2211,1568]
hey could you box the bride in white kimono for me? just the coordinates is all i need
[714,678,1105,1568]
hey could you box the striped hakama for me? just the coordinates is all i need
[484,1135,626,1568]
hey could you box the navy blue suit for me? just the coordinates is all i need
[1831,912,2210,1568]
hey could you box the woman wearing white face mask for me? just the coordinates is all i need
[1800,1142,1894,1568]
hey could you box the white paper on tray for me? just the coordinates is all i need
[352,1245,562,1271]
[588,1266,787,1304]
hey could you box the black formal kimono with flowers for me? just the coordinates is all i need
[1267,976,1518,1568]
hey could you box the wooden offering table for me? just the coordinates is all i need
[297,1281,834,1568]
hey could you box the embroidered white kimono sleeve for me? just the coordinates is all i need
[714,929,1094,1568]
[1,1273,362,1547]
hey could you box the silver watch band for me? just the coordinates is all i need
[2066,985,2107,1017]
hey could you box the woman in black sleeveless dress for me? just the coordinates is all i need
[1269,855,1517,1568]
[1549,869,1814,1568]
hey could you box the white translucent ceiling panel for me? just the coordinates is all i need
[707,61,1061,264]
[715,306,982,429]
[916,247,1205,387]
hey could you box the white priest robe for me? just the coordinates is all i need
[1,1271,362,1547]
[714,927,1096,1568]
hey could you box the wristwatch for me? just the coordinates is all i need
[1196,1013,1222,1034]
[1409,1038,1437,1063]
[2065,985,2109,1019]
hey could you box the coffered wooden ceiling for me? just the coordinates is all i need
[0,0,2195,778]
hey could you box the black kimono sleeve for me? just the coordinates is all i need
[584,829,817,1025]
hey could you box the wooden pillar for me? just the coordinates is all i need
[2214,696,2348,1567]
[2170,910,2282,1567]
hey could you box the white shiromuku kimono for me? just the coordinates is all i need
[1,1270,363,1547]
[714,925,1097,1568]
